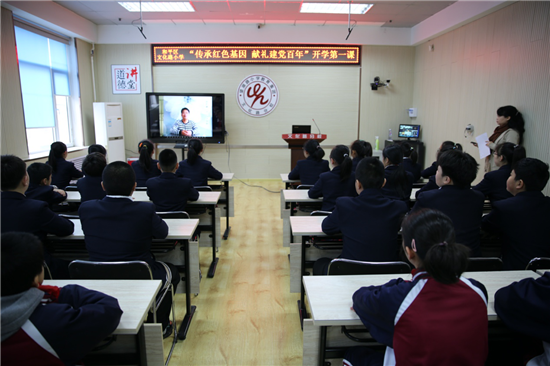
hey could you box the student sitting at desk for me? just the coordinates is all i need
[88,143,107,156]
[176,138,222,186]
[381,145,414,202]
[482,158,550,270]
[350,140,372,172]
[79,161,179,337]
[312,158,408,275]
[473,142,526,204]
[1,232,123,366]
[416,141,463,198]
[288,139,330,185]
[346,209,488,366]
[77,152,107,203]
[412,149,484,256]
[46,141,83,190]
[131,139,161,187]
[1,155,74,279]
[146,149,199,212]
[401,142,421,182]
[308,145,355,211]
[495,272,550,366]
[25,163,67,207]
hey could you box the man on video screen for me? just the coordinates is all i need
[170,107,196,137]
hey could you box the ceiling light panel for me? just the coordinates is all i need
[118,2,195,12]
[300,3,373,14]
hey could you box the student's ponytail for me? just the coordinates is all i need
[187,138,203,166]
[330,145,352,182]
[304,140,325,161]
[48,141,67,173]
[402,209,469,284]
[383,145,408,199]
[495,142,526,169]
[401,142,418,164]
[438,141,463,160]
[351,140,372,159]
[138,139,154,173]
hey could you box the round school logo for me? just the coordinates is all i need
[236,74,279,117]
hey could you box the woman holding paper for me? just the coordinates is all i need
[473,105,525,172]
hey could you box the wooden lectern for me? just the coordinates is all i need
[282,133,327,170]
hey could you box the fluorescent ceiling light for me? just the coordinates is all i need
[300,3,373,14]
[118,2,195,12]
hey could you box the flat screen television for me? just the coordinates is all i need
[398,124,420,139]
[146,92,225,144]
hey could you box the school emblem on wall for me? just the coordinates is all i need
[236,74,279,117]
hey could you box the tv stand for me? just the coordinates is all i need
[174,143,188,159]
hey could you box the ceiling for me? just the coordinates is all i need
[52,0,455,28]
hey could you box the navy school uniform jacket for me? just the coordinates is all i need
[351,157,363,172]
[402,157,421,182]
[131,160,161,187]
[25,184,66,207]
[308,166,355,211]
[421,160,437,178]
[77,175,106,203]
[482,191,550,270]
[78,196,168,278]
[48,158,83,189]
[495,272,550,343]
[1,285,122,366]
[146,172,199,212]
[352,270,488,366]
[288,156,330,185]
[412,185,485,256]
[415,175,438,198]
[381,165,414,201]
[322,188,408,261]
[473,164,513,203]
[1,191,74,243]
[175,156,222,186]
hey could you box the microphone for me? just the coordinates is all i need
[312,118,321,135]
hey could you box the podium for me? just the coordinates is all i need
[282,133,327,170]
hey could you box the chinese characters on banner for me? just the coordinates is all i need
[284,134,326,139]
[152,45,361,65]
[112,65,141,94]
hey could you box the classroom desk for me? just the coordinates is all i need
[302,270,541,366]
[50,218,199,341]
[280,173,300,189]
[44,279,163,365]
[66,191,222,278]
[209,173,234,239]
[281,189,322,247]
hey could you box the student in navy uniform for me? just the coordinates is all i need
[25,163,67,207]
[495,272,550,366]
[308,144,355,211]
[77,152,107,203]
[1,232,123,366]
[131,139,161,187]
[416,141,463,198]
[288,139,330,185]
[412,149,484,256]
[88,144,107,155]
[482,158,550,270]
[146,149,199,212]
[473,142,526,204]
[350,140,372,172]
[345,209,488,366]
[313,158,408,275]
[176,138,222,186]
[401,142,421,182]
[46,141,83,189]
[1,155,74,278]
[79,161,179,337]
[381,145,414,202]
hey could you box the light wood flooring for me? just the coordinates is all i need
[165,179,303,365]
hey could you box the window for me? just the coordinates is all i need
[14,21,81,155]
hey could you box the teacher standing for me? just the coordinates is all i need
[476,105,525,172]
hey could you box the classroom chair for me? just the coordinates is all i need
[68,260,178,366]
[195,186,213,191]
[525,257,550,271]
[310,210,332,216]
[327,258,411,276]
[466,257,503,272]
[64,185,78,191]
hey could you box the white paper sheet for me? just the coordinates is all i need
[476,133,491,159]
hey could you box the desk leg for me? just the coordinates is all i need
[290,201,296,243]
[139,323,164,365]
[318,326,327,366]
[223,181,231,240]
[298,235,308,329]
[178,240,196,340]
[207,204,219,278]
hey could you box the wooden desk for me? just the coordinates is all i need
[281,189,322,247]
[50,218,199,341]
[209,173,234,239]
[302,270,541,366]
[44,279,163,365]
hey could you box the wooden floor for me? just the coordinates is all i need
[165,179,303,365]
